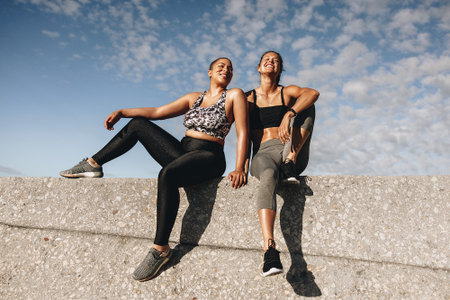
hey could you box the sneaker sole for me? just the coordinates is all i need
[135,251,172,282]
[262,267,284,277]
[282,177,300,184]
[60,172,103,178]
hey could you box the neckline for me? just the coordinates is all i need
[198,90,227,108]
[252,86,285,107]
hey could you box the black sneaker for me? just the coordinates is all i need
[262,239,283,277]
[280,159,301,184]
[299,176,313,196]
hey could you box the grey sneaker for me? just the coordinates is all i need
[60,158,103,178]
[132,247,173,282]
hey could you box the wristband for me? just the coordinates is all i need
[287,108,297,117]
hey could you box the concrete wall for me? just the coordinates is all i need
[1,176,449,299]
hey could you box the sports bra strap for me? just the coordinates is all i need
[252,86,285,107]
[280,86,285,106]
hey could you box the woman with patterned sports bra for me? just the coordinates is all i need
[245,51,319,277]
[59,57,249,281]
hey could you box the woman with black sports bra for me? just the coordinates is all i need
[246,51,319,277]
[60,57,248,281]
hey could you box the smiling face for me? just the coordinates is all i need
[208,58,233,87]
[257,51,284,84]
[258,52,281,75]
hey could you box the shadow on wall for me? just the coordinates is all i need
[160,176,321,298]
[166,177,221,268]
[278,180,322,297]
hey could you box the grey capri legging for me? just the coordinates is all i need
[250,104,315,212]
[250,139,284,211]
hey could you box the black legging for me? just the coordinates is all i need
[92,117,226,245]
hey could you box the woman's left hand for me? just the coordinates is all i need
[278,114,292,143]
[228,170,247,189]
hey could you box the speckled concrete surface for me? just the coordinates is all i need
[1,224,449,300]
[1,176,449,299]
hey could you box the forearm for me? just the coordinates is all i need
[118,107,157,119]
[234,135,248,172]
[291,89,319,114]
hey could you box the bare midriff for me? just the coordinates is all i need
[250,127,279,149]
[185,129,225,146]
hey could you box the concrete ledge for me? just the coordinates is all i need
[1,176,449,299]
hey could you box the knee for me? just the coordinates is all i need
[158,164,178,185]
[251,156,276,177]
[259,167,279,183]
[128,117,149,128]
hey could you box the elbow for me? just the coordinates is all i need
[312,90,320,103]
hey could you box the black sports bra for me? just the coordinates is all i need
[249,87,288,130]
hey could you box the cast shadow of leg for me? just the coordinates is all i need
[278,184,322,297]
[166,177,221,269]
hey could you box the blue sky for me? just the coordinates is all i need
[1,0,449,178]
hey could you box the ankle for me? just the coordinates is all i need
[264,238,276,252]
[284,157,296,164]
[152,244,169,255]
[87,158,101,168]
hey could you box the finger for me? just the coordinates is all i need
[234,176,240,189]
[237,175,244,188]
[230,174,236,187]
[238,177,244,188]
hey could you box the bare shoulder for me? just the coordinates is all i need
[185,91,203,98]
[244,89,255,103]
[284,84,303,95]
[284,85,319,98]
[226,88,246,101]
[227,88,245,97]
[181,91,203,106]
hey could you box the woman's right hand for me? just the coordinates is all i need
[104,110,123,131]
[228,170,247,189]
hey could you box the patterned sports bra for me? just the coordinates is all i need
[183,90,232,140]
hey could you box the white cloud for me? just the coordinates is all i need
[71,54,83,59]
[331,34,352,48]
[392,33,431,53]
[193,72,209,89]
[422,74,450,96]
[25,0,82,16]
[342,18,365,36]
[292,35,316,50]
[388,8,430,33]
[42,29,60,38]
[297,48,323,69]
[290,0,324,29]
[432,5,450,31]
[343,0,391,16]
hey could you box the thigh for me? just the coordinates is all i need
[162,149,226,187]
[131,118,184,167]
[250,142,283,179]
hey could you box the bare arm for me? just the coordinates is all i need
[104,93,197,130]
[227,88,249,189]
[278,86,319,143]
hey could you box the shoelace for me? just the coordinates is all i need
[260,239,278,266]
[78,158,89,164]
